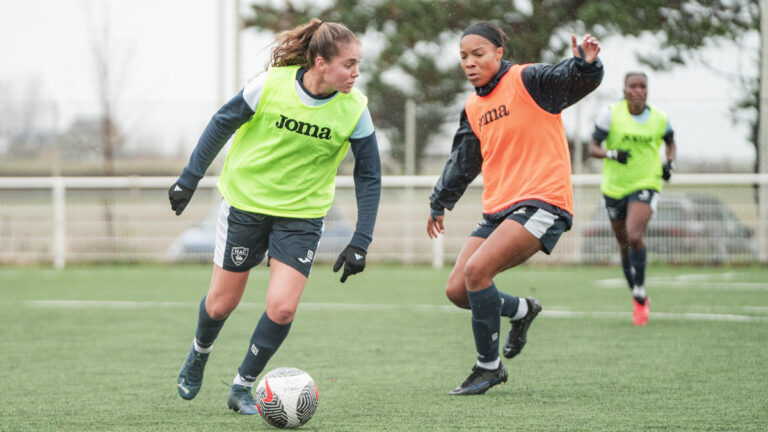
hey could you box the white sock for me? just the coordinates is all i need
[193,338,213,354]
[476,357,500,370]
[233,373,254,388]
[511,298,528,321]
[632,285,646,299]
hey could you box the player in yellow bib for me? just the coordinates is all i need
[168,19,381,414]
[588,72,676,326]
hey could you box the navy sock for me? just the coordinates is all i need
[238,312,292,382]
[467,284,501,363]
[195,295,226,348]
[498,290,520,318]
[628,247,647,288]
[620,256,635,290]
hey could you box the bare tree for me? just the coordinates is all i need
[84,0,131,252]
[86,1,127,176]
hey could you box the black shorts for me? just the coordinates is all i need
[470,205,569,255]
[213,200,324,277]
[603,189,659,222]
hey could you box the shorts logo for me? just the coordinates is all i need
[231,246,249,266]
[638,190,650,201]
[298,249,314,264]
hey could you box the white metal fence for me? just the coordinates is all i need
[1,175,767,267]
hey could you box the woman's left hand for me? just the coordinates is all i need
[572,33,600,63]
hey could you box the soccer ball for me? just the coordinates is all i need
[254,367,319,429]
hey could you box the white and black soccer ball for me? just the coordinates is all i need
[254,367,318,429]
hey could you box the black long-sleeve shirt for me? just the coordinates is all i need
[430,56,604,214]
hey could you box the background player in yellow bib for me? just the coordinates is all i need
[588,72,676,326]
[168,19,381,413]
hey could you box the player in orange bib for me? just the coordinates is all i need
[427,21,603,395]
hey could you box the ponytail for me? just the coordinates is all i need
[269,18,359,69]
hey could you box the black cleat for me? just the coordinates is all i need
[177,345,209,400]
[503,297,542,359]
[448,363,508,395]
[227,384,260,415]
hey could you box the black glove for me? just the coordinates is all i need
[606,149,630,164]
[168,181,194,215]
[662,160,674,181]
[333,245,366,283]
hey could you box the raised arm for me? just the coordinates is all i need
[521,33,604,115]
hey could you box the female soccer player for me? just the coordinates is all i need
[427,21,603,395]
[588,72,676,326]
[169,19,381,413]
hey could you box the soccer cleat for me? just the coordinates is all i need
[503,297,542,359]
[227,384,260,415]
[632,297,650,326]
[177,345,209,400]
[449,362,508,395]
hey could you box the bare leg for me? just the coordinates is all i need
[205,264,250,320]
[445,236,485,308]
[626,201,653,251]
[264,258,309,324]
[463,219,542,292]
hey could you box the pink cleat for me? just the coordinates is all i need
[632,297,650,326]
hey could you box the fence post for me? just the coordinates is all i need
[404,99,416,264]
[759,0,768,263]
[432,234,444,269]
[52,177,66,269]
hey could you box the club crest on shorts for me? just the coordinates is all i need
[298,249,314,264]
[231,246,249,266]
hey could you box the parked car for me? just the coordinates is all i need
[167,204,354,263]
[580,193,757,263]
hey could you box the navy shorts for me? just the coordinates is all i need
[470,206,569,255]
[213,200,324,277]
[603,189,659,222]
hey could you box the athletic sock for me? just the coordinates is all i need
[236,311,292,383]
[195,295,226,349]
[632,285,647,305]
[467,284,501,364]
[476,357,501,370]
[510,297,528,321]
[233,373,253,388]
[629,246,647,289]
[193,339,213,354]
[620,256,636,289]
[498,290,520,318]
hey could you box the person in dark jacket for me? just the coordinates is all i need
[170,19,381,413]
[427,21,603,395]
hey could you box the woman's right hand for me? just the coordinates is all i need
[427,213,445,239]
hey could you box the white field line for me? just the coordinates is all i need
[23,300,768,323]
[594,278,768,291]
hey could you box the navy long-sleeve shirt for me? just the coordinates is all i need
[178,69,381,251]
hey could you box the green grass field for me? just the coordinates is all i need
[1,264,767,431]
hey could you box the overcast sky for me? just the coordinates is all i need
[0,0,759,167]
